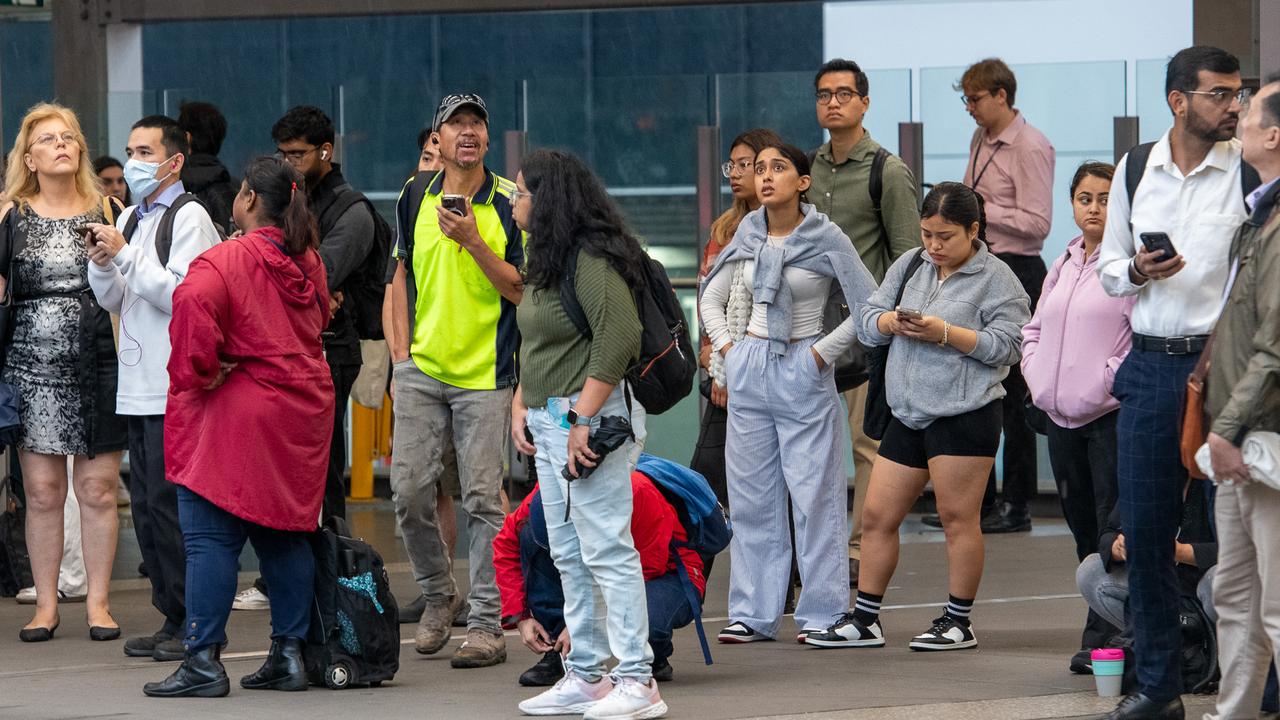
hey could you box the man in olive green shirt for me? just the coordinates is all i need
[807,58,920,586]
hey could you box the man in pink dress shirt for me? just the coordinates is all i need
[960,58,1056,534]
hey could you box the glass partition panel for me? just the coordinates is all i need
[863,68,913,155]
[921,61,1126,261]
[1136,57,1171,144]
[0,19,52,151]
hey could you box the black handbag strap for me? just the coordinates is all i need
[892,248,927,309]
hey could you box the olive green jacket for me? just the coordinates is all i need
[1207,180,1280,444]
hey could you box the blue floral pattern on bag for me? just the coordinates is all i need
[338,571,385,614]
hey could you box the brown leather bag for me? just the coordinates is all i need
[1180,337,1213,480]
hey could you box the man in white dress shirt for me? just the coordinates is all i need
[1096,46,1256,720]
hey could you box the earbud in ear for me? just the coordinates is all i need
[321,151,328,160]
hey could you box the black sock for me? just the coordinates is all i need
[945,595,974,626]
[852,591,883,626]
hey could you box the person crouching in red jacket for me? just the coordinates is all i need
[495,471,705,687]
[145,156,334,698]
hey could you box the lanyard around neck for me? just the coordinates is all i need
[970,141,1002,192]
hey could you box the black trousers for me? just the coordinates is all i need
[1047,411,1123,648]
[324,361,360,523]
[984,252,1046,514]
[689,401,729,510]
[127,415,185,634]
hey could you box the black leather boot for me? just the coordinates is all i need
[240,637,308,691]
[142,645,230,698]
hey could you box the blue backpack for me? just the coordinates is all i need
[635,453,732,665]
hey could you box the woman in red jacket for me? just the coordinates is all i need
[143,156,334,698]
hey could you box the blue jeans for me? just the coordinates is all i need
[1112,348,1199,701]
[521,522,697,664]
[177,487,314,651]
[526,385,652,681]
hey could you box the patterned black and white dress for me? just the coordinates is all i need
[2,204,125,456]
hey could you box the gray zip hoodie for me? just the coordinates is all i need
[857,243,1030,430]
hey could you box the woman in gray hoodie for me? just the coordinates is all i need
[700,142,876,645]
[807,182,1029,653]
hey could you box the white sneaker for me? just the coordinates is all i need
[518,670,612,716]
[583,677,668,720]
[15,587,86,605]
[232,587,270,611]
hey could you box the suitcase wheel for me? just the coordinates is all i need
[324,661,353,690]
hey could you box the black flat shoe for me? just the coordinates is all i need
[1103,693,1185,719]
[90,624,122,641]
[19,620,59,643]
[518,651,565,687]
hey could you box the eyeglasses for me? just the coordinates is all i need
[815,89,859,105]
[721,160,752,178]
[1184,88,1251,106]
[275,146,318,162]
[510,188,533,203]
[961,92,991,107]
[30,132,78,149]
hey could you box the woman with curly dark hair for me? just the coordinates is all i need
[509,149,667,720]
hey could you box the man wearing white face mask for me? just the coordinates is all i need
[85,114,221,662]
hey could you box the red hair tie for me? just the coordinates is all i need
[291,181,298,192]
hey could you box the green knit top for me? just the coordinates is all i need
[517,249,641,408]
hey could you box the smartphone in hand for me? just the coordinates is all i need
[441,194,468,217]
[895,306,924,321]
[1139,232,1177,261]
[73,225,96,243]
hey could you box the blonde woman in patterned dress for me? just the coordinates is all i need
[1,103,127,643]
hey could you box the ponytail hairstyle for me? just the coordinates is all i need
[920,181,988,247]
[242,156,318,256]
[756,141,813,207]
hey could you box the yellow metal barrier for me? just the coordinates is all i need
[349,394,393,500]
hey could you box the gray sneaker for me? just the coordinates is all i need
[450,628,507,668]
[414,594,458,655]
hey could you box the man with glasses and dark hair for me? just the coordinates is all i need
[807,58,919,588]
[1097,46,1256,720]
[387,93,523,670]
[950,57,1055,536]
[229,106,376,613]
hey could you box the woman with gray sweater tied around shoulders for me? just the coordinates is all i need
[807,182,1029,653]
[700,142,876,645]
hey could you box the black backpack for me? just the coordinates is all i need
[121,193,225,266]
[863,248,927,441]
[560,250,697,415]
[317,187,393,341]
[809,145,894,392]
[1124,141,1261,216]
[305,517,400,690]
[1116,592,1219,695]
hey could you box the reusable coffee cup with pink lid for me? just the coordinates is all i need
[1092,648,1125,697]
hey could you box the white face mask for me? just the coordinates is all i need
[123,155,175,200]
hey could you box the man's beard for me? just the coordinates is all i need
[1187,109,1237,143]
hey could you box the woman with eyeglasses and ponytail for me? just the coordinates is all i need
[144,156,334,698]
[808,182,1029,654]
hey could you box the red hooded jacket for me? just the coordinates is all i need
[494,471,706,625]
[165,227,335,531]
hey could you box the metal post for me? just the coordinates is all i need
[1114,117,1140,164]
[695,125,722,250]
[897,122,924,203]
[504,130,527,182]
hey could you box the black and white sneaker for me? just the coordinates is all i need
[908,615,977,651]
[717,621,772,644]
[804,613,885,648]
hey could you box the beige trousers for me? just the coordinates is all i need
[1211,480,1280,719]
[844,384,879,560]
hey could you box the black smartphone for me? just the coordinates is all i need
[72,225,96,243]
[441,194,467,217]
[1139,232,1177,261]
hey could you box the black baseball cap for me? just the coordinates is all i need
[433,93,488,132]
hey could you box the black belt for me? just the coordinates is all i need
[1132,333,1209,355]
